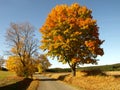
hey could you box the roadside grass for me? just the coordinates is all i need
[27,80,39,90]
[0,71,17,87]
[0,71,33,90]
[0,71,16,80]
[0,77,33,90]
[45,71,120,90]
[64,71,120,90]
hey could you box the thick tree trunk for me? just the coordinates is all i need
[68,61,76,77]
[71,65,76,77]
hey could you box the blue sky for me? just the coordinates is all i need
[0,0,120,68]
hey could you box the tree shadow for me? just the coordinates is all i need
[39,78,57,81]
[57,74,70,80]
[81,68,106,76]
[0,78,33,90]
[81,69,120,78]
[38,74,69,81]
[113,75,120,78]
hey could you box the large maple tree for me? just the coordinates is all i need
[40,3,104,76]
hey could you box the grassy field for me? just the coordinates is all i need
[0,71,18,87]
[66,71,120,90]
[0,71,16,80]
[45,71,120,90]
[45,63,120,89]
[1,63,119,90]
[78,63,120,71]
[46,63,120,73]
[0,71,33,90]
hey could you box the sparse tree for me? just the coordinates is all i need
[0,56,5,70]
[6,22,38,77]
[40,3,104,76]
[36,54,51,73]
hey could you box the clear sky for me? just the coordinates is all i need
[0,0,120,68]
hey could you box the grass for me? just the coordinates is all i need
[0,71,16,80]
[0,78,33,90]
[27,80,39,90]
[78,63,120,71]
[64,71,120,90]
[45,71,120,90]
[0,71,33,90]
[45,64,120,89]
[46,63,120,73]
[0,71,17,87]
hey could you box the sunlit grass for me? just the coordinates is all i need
[0,71,16,80]
[27,80,39,90]
[45,71,120,90]
[64,72,119,90]
[0,71,38,90]
[0,71,24,87]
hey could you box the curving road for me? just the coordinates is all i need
[36,75,78,90]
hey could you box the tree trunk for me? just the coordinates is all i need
[68,61,76,77]
[71,65,76,77]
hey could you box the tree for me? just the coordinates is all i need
[36,54,51,73]
[40,3,104,76]
[6,56,36,77]
[6,22,38,77]
[37,63,44,73]
[0,56,5,70]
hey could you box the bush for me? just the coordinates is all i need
[1,67,8,71]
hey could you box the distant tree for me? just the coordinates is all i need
[37,63,44,73]
[0,56,5,70]
[36,54,51,73]
[40,3,104,76]
[6,22,38,77]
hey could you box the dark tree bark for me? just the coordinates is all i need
[71,64,76,76]
[68,61,76,76]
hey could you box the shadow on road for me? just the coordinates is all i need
[38,74,69,82]
[39,78,57,81]
[0,78,33,90]
[113,75,120,78]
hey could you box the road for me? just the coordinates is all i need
[36,75,78,90]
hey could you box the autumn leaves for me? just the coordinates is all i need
[40,3,104,76]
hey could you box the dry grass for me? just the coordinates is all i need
[105,71,120,76]
[0,78,33,90]
[0,71,22,87]
[27,80,39,90]
[0,71,16,80]
[0,76,24,87]
[65,71,120,90]
[0,71,33,90]
[46,71,120,90]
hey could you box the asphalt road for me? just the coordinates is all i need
[37,75,78,90]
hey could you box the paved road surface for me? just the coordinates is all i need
[36,75,78,90]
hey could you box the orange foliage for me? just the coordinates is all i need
[6,56,37,77]
[40,3,104,76]
[71,58,81,64]
[6,56,22,72]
